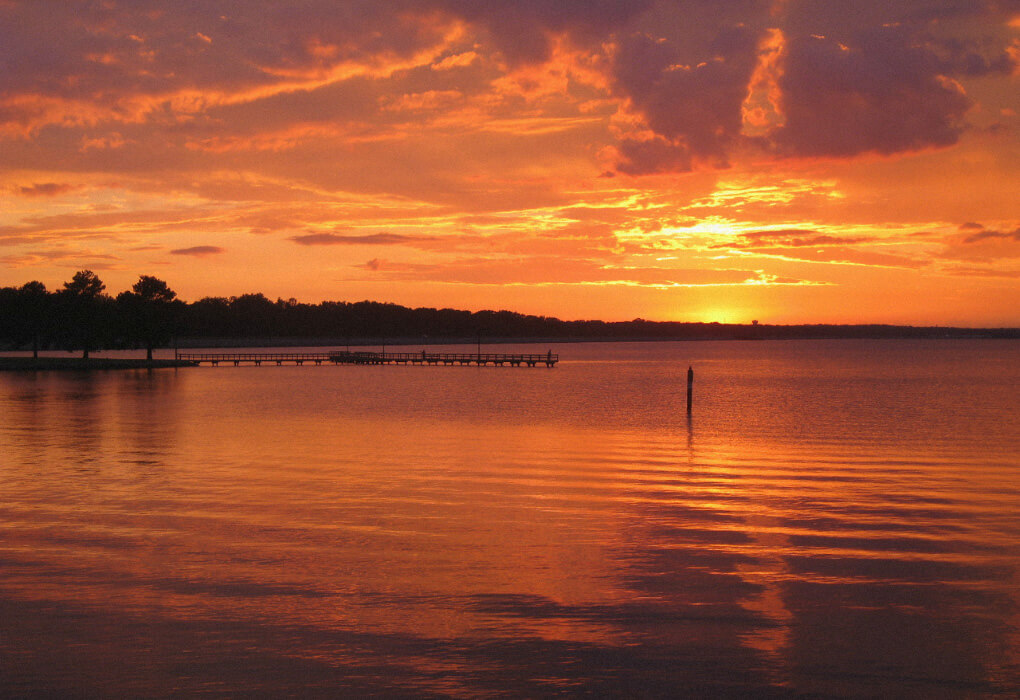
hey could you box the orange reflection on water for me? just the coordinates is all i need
[1,342,1018,696]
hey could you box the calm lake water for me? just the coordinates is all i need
[1,340,1018,697]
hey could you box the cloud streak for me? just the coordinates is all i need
[16,183,78,197]
[170,246,225,257]
[290,232,439,246]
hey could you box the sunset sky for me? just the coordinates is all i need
[2,1,1018,325]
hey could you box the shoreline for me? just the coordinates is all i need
[171,331,1018,349]
[0,357,197,371]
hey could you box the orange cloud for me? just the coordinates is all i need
[939,224,1020,263]
[432,51,478,71]
[349,254,821,288]
[741,28,787,136]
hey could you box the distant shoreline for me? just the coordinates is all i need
[0,357,197,372]
[169,330,1020,349]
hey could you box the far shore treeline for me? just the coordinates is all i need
[2,270,1018,358]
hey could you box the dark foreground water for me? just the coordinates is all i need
[1,340,1018,697]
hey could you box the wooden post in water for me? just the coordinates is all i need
[687,365,694,413]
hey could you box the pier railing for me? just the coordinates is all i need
[175,350,558,367]
[329,351,558,367]
[176,352,335,366]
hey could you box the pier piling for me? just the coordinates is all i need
[687,365,693,413]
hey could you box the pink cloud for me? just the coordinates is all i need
[170,245,224,257]
[17,182,77,197]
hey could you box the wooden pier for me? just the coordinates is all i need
[175,350,558,367]
[176,352,335,366]
[329,351,557,367]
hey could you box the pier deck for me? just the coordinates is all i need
[176,352,335,366]
[176,351,558,367]
[330,351,557,367]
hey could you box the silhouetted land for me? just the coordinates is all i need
[2,271,1018,364]
[0,357,196,371]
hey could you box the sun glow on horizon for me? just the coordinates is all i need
[687,307,749,325]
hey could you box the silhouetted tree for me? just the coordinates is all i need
[17,281,52,357]
[0,286,18,348]
[56,270,112,359]
[116,275,181,359]
[229,293,277,337]
[185,296,231,337]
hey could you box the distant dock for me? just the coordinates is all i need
[330,351,558,367]
[176,350,559,367]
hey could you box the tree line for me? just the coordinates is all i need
[2,270,1017,357]
[0,271,181,359]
